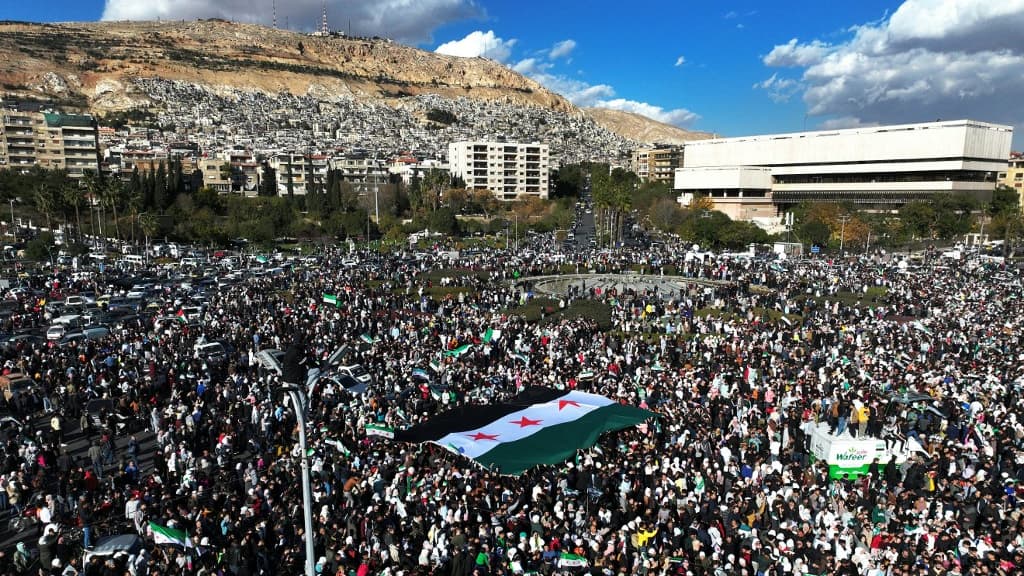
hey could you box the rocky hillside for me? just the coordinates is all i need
[0,19,574,112]
[0,20,710,161]
[583,108,717,145]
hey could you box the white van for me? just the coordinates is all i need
[123,254,145,267]
[180,257,201,268]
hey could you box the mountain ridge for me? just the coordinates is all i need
[0,19,712,155]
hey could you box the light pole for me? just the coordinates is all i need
[281,383,316,576]
[514,213,518,252]
[138,212,149,266]
[838,215,852,255]
[9,199,14,242]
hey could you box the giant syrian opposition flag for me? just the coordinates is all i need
[395,387,655,475]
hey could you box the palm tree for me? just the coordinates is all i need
[101,179,124,242]
[81,169,102,243]
[33,182,57,233]
[62,181,85,243]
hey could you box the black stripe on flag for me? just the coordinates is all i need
[394,386,568,442]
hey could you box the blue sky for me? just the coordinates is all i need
[7,1,1024,145]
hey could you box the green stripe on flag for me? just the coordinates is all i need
[444,344,472,358]
[360,333,377,344]
[558,552,589,568]
[149,521,193,548]
[482,328,501,343]
[322,293,339,307]
[473,403,653,475]
[365,424,395,439]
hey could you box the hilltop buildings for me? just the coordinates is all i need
[675,120,1013,223]
[0,106,100,178]
[631,146,682,185]
[448,141,550,201]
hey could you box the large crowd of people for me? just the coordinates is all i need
[0,241,1022,576]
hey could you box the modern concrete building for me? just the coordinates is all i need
[632,146,682,185]
[0,108,100,178]
[997,152,1024,210]
[675,120,1013,221]
[448,141,549,201]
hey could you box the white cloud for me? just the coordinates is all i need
[763,38,833,67]
[548,39,576,60]
[102,0,480,45]
[752,73,801,102]
[596,98,700,127]
[723,10,738,19]
[759,0,1024,134]
[516,66,698,127]
[435,30,517,62]
[674,55,686,67]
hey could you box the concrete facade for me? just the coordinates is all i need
[448,141,549,201]
[675,120,1013,219]
[0,109,100,178]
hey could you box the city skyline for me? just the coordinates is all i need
[5,0,1024,148]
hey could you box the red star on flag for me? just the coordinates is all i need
[469,432,499,441]
[558,400,581,410]
[510,416,542,427]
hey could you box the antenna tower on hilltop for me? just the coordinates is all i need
[272,0,277,28]
[321,1,329,35]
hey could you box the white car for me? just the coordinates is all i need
[46,324,67,341]
[339,364,373,386]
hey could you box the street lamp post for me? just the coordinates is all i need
[838,215,852,255]
[9,199,14,242]
[281,384,316,576]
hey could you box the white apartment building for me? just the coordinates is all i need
[675,120,1013,221]
[448,141,549,201]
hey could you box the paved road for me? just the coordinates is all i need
[0,409,158,551]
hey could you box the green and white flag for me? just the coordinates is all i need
[149,521,193,548]
[325,439,351,456]
[360,334,377,344]
[255,255,268,264]
[395,387,655,476]
[511,352,529,364]
[482,328,502,343]
[322,293,339,307]
[365,424,395,439]
[429,359,443,373]
[558,552,589,568]
[444,344,472,358]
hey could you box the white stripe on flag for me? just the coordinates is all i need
[435,390,614,459]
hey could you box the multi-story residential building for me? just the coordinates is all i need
[675,119,1012,222]
[270,153,328,195]
[448,141,549,201]
[0,108,100,178]
[330,155,389,189]
[997,152,1024,209]
[632,146,682,185]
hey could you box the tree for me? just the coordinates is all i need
[648,197,684,232]
[899,201,935,239]
[63,181,85,243]
[990,185,1019,217]
[426,207,459,235]
[101,179,124,241]
[33,181,58,233]
[422,168,448,213]
[798,219,831,247]
[442,188,468,213]
[551,164,585,199]
[259,163,277,197]
[285,162,295,199]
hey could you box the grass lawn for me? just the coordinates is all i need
[506,298,613,331]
